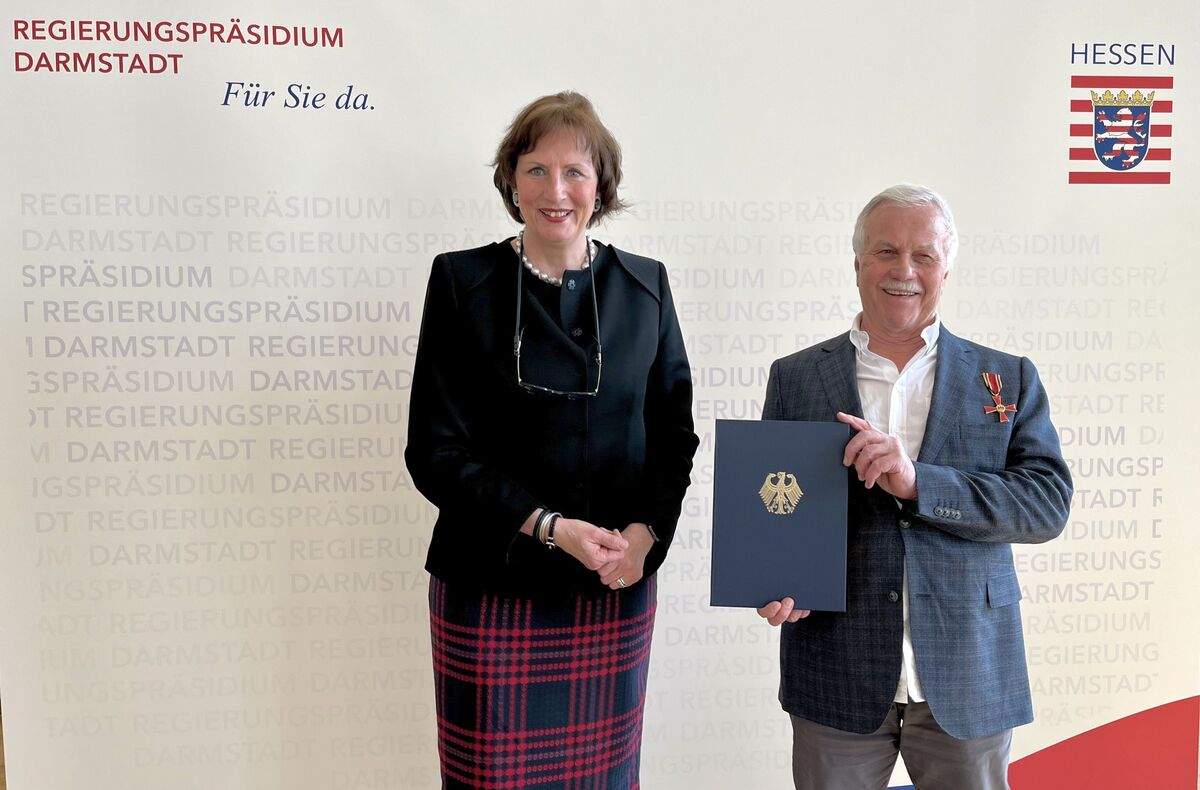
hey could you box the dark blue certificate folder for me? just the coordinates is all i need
[710,419,849,611]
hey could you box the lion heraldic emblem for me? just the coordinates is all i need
[760,472,804,515]
[1091,89,1154,170]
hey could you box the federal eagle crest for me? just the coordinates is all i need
[759,472,803,515]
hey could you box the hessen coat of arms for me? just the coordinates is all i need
[1091,89,1154,170]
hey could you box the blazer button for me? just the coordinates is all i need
[571,327,583,337]
[888,590,900,603]
[899,519,911,529]
[934,507,943,517]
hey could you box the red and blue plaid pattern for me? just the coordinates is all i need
[429,575,656,789]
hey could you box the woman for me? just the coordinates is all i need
[406,91,698,789]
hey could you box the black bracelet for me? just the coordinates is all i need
[534,510,560,546]
[533,509,551,544]
[545,513,560,550]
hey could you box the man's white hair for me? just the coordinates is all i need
[851,184,959,267]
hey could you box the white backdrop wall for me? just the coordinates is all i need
[2,3,1196,788]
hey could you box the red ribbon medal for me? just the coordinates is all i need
[982,372,1017,423]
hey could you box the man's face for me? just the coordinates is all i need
[854,203,951,339]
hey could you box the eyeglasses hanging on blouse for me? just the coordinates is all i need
[512,236,603,398]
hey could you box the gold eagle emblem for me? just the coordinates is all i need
[759,472,803,515]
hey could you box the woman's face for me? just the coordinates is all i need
[513,126,598,251]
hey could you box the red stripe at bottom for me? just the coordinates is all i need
[1009,697,1199,790]
[1068,171,1170,184]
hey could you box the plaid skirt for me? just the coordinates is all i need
[429,574,657,789]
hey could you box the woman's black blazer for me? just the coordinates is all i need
[405,240,698,596]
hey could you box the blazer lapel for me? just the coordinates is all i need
[918,327,974,463]
[817,334,863,419]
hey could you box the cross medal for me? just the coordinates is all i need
[982,372,1017,423]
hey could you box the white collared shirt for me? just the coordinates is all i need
[847,313,940,704]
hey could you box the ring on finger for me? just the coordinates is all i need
[617,577,627,588]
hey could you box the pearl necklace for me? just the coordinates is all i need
[517,231,591,287]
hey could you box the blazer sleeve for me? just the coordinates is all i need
[911,356,1073,544]
[763,359,786,420]
[638,263,700,575]
[404,254,541,562]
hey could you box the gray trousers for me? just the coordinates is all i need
[790,702,1011,790]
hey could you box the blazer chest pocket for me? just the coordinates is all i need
[986,571,1022,608]
[954,424,1011,472]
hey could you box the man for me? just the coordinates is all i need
[757,185,1072,789]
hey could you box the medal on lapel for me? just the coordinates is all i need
[982,372,1017,423]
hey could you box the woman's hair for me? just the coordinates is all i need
[492,91,626,227]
